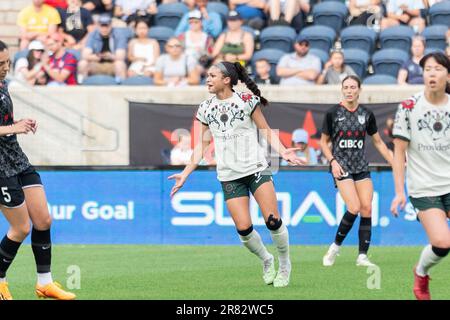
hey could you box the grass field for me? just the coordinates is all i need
[5,245,450,300]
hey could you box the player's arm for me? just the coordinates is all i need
[390,138,409,216]
[0,119,35,136]
[371,132,393,166]
[320,132,345,178]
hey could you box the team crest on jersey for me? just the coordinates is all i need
[401,97,417,110]
[417,109,450,141]
[358,115,365,125]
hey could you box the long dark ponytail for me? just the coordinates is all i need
[233,62,268,106]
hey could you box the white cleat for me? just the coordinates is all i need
[273,263,291,288]
[262,255,276,285]
[356,254,376,267]
[323,243,340,267]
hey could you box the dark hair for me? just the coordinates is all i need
[341,75,361,88]
[0,40,8,51]
[26,49,41,70]
[216,61,268,106]
[420,51,450,94]
[135,18,150,28]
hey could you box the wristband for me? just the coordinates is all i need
[330,158,336,165]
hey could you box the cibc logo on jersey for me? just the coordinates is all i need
[339,138,364,149]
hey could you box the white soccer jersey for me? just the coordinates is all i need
[393,92,450,198]
[196,91,268,182]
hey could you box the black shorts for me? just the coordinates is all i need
[333,171,371,188]
[0,166,43,208]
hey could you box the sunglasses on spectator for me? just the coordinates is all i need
[167,44,182,48]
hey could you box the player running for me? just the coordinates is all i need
[169,61,305,287]
[0,40,75,300]
[321,75,393,267]
[391,51,450,300]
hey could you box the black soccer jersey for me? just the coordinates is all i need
[322,103,378,174]
[0,80,31,178]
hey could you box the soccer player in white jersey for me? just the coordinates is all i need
[391,52,450,300]
[169,61,305,287]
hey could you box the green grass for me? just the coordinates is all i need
[6,245,450,300]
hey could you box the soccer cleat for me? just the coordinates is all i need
[323,243,340,267]
[0,282,13,300]
[356,254,376,267]
[273,263,291,288]
[35,282,76,300]
[262,255,276,285]
[413,266,431,300]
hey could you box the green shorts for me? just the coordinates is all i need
[409,193,450,213]
[221,170,273,201]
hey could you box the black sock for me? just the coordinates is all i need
[0,236,22,278]
[358,217,372,254]
[334,211,358,245]
[31,228,52,274]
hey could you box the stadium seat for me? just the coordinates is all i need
[259,26,297,53]
[429,1,450,27]
[309,48,329,67]
[82,75,117,85]
[251,48,286,82]
[372,48,409,78]
[148,26,175,53]
[122,76,154,86]
[340,25,377,54]
[343,48,370,79]
[424,47,445,55]
[362,74,398,85]
[299,25,336,53]
[312,1,348,33]
[379,26,415,52]
[421,25,448,51]
[155,3,189,29]
[13,50,28,68]
[206,1,229,23]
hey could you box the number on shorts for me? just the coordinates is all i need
[1,187,11,203]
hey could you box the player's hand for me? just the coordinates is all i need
[12,119,34,134]
[29,119,38,134]
[168,173,187,197]
[330,160,345,178]
[281,148,307,165]
[390,193,407,217]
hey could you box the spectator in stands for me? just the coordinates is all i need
[58,0,95,50]
[17,0,62,50]
[82,0,114,22]
[276,34,321,85]
[348,0,382,27]
[178,10,214,76]
[14,40,48,86]
[78,14,128,83]
[127,19,160,78]
[397,36,425,85]
[170,131,193,165]
[381,0,426,33]
[113,0,157,28]
[211,11,254,66]
[228,0,267,30]
[268,0,310,30]
[45,0,68,9]
[253,58,279,84]
[41,33,78,85]
[154,37,200,86]
[446,46,450,60]
[281,129,318,165]
[175,0,223,38]
[317,50,357,85]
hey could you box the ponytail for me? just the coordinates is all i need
[233,62,268,106]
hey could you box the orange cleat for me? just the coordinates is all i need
[36,282,76,300]
[413,266,431,300]
[0,282,13,300]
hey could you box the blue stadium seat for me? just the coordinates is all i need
[312,1,348,33]
[13,50,28,68]
[424,47,445,55]
[343,48,370,79]
[380,26,415,52]
[148,26,175,53]
[309,48,329,67]
[340,26,377,54]
[363,74,398,85]
[429,1,450,27]
[372,48,409,78]
[299,25,336,53]
[259,26,297,52]
[115,27,134,42]
[421,25,448,51]
[206,2,229,23]
[251,48,286,82]
[83,75,117,85]
[122,76,154,86]
[155,3,189,29]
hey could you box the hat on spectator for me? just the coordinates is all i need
[296,34,309,44]
[188,10,202,20]
[98,14,112,25]
[28,40,45,51]
[292,129,308,144]
[227,10,242,21]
